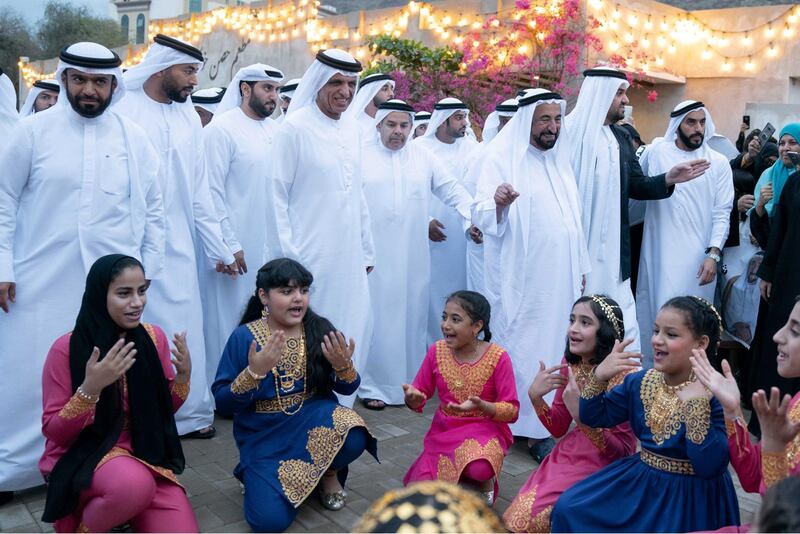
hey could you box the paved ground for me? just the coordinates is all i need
[1,400,761,532]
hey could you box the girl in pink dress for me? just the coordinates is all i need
[691,296,800,530]
[503,295,637,532]
[402,291,519,505]
[39,254,198,533]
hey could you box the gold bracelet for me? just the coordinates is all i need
[76,385,100,404]
[246,366,267,380]
[333,360,353,372]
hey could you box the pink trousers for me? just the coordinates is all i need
[54,456,198,533]
[461,459,495,482]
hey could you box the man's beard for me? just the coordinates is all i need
[372,92,389,108]
[533,130,558,150]
[66,90,112,118]
[163,76,193,103]
[678,127,704,150]
[607,105,625,124]
[249,96,276,119]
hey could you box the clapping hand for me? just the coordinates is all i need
[321,331,355,370]
[171,332,191,384]
[447,395,495,417]
[528,361,567,403]
[248,330,286,376]
[690,350,739,415]
[562,368,581,423]
[594,339,641,382]
[402,383,427,410]
[753,387,800,453]
[81,339,137,397]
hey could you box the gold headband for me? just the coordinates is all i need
[590,295,623,340]
[689,295,724,344]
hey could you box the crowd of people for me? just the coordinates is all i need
[0,31,798,533]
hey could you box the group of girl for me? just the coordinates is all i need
[37,253,799,533]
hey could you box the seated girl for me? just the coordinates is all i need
[503,295,637,532]
[402,290,519,505]
[40,254,196,533]
[551,296,740,532]
[691,296,800,529]
[211,258,377,533]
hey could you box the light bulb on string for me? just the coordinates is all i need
[644,16,652,30]
[765,25,775,38]
[766,44,778,57]
[742,33,752,46]
[702,48,711,60]
[745,57,755,71]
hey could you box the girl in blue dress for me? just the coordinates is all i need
[212,258,377,532]
[551,296,740,532]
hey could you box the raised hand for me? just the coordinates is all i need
[429,219,446,242]
[402,383,427,410]
[594,339,641,382]
[753,387,800,453]
[665,159,710,185]
[321,331,355,370]
[528,361,567,403]
[494,183,519,208]
[171,331,191,384]
[248,330,286,376]
[690,350,739,415]
[562,368,581,423]
[447,395,495,417]
[82,339,137,397]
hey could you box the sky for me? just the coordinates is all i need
[2,0,111,24]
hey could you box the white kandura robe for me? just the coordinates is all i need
[115,90,234,434]
[413,135,478,345]
[271,104,374,408]
[636,142,733,364]
[473,146,588,439]
[462,146,486,295]
[200,107,279,386]
[360,139,472,405]
[581,127,641,351]
[0,106,164,490]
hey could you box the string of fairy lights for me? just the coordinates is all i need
[16,0,800,87]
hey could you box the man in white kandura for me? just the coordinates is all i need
[0,68,18,138]
[275,77,299,123]
[271,49,374,408]
[359,99,473,410]
[200,63,284,385]
[481,98,518,143]
[568,67,710,351]
[0,42,164,493]
[636,100,733,366]
[471,88,589,459]
[344,72,395,139]
[412,110,431,139]
[116,34,237,438]
[191,86,225,127]
[415,97,480,343]
[19,79,60,116]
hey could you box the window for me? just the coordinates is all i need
[135,14,145,44]
[120,14,129,39]
[189,0,202,13]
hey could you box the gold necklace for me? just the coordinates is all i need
[641,369,697,445]
[262,319,307,416]
[570,363,594,390]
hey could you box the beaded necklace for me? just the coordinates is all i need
[262,319,307,416]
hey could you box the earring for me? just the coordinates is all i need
[262,304,269,319]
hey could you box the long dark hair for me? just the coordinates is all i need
[661,296,722,363]
[564,295,624,365]
[239,258,336,397]
[445,290,492,342]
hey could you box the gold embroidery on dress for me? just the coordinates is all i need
[787,401,800,472]
[762,450,789,488]
[531,506,553,533]
[724,418,737,438]
[334,362,358,384]
[435,340,502,405]
[503,485,537,532]
[277,406,370,507]
[143,323,157,345]
[58,393,96,420]
[436,437,504,483]
[607,368,637,390]
[230,368,261,394]
[171,382,190,401]
[246,320,305,392]
[640,448,695,475]
[255,391,312,413]
[640,369,710,446]
[95,446,182,487]
[493,402,518,423]
[580,371,607,399]
[533,400,552,426]
[570,363,593,390]
[578,424,606,452]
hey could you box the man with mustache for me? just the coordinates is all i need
[359,99,472,410]
[415,98,481,345]
[344,72,395,139]
[116,34,237,440]
[270,49,375,415]
[568,67,710,356]
[199,64,285,384]
[0,41,164,498]
[636,101,733,367]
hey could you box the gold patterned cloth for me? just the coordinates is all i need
[639,370,711,445]
[354,481,504,533]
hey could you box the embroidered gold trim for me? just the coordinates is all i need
[436,437,504,483]
[246,320,306,392]
[607,368,636,391]
[255,391,313,413]
[640,369,710,446]
[683,397,711,444]
[277,406,369,507]
[580,370,607,399]
[724,418,737,437]
[58,393,96,420]
[95,446,181,487]
[230,368,261,394]
[435,340,502,404]
[640,448,695,475]
[788,401,800,471]
[171,382,190,401]
[762,450,790,488]
[533,400,552,427]
[570,363,594,391]
[493,401,517,423]
[334,362,358,384]
[578,424,606,452]
[503,485,537,532]
[143,323,157,345]
[531,506,553,533]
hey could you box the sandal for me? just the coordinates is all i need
[361,398,386,411]
[181,425,216,440]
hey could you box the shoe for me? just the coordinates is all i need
[479,489,495,506]
[318,487,347,511]
[181,425,216,439]
[528,437,555,463]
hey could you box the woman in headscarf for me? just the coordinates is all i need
[39,254,196,532]
[747,123,800,432]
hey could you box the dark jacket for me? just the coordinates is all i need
[610,124,673,281]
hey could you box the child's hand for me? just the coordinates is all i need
[402,383,426,410]
[447,396,496,418]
